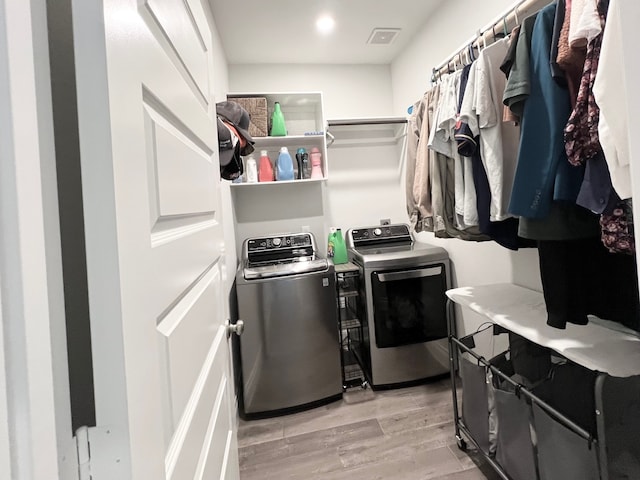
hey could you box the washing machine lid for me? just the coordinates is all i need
[243,258,329,280]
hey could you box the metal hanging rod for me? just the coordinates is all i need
[431,0,554,82]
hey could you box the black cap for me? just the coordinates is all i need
[216,101,255,145]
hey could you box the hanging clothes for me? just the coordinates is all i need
[564,7,604,167]
[592,0,632,201]
[502,13,538,118]
[556,0,586,107]
[550,0,568,86]
[568,0,602,47]
[508,3,585,221]
[460,37,520,223]
[406,95,426,230]
[413,86,441,233]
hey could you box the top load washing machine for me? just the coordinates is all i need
[234,232,342,418]
[347,224,451,389]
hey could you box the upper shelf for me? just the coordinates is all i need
[447,283,640,378]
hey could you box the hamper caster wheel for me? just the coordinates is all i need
[456,437,467,451]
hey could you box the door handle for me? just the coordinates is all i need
[226,319,244,339]
[376,266,442,282]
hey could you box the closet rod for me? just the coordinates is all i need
[431,0,552,80]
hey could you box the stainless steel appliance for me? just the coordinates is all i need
[347,224,450,388]
[234,232,342,418]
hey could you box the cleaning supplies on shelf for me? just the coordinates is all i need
[258,150,274,182]
[327,227,348,264]
[270,102,287,136]
[276,147,294,181]
[295,148,309,179]
[245,155,258,183]
[310,147,323,179]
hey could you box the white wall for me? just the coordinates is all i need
[229,64,393,119]
[391,0,515,116]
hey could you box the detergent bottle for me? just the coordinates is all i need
[332,228,348,264]
[310,147,323,179]
[245,155,258,183]
[327,227,337,258]
[276,147,295,181]
[295,148,309,179]
[258,150,274,182]
[270,102,287,136]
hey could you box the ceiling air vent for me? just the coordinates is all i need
[366,28,401,46]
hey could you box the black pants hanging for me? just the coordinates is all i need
[537,237,640,330]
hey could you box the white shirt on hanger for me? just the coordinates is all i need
[460,38,519,222]
[569,0,602,47]
[593,0,631,200]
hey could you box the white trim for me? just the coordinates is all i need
[0,0,74,478]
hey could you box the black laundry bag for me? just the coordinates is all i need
[458,325,506,455]
[533,402,600,480]
[460,356,492,454]
[490,352,539,480]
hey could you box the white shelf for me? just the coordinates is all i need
[227,92,328,187]
[230,177,325,187]
[250,134,325,145]
[446,283,640,378]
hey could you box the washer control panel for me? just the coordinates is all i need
[350,224,411,244]
[247,233,313,252]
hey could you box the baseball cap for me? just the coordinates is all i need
[216,101,255,147]
[217,117,244,180]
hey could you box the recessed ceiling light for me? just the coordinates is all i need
[316,15,335,35]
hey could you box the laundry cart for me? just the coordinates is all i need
[446,283,640,480]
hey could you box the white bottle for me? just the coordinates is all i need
[245,155,258,183]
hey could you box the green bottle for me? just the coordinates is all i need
[327,227,336,258]
[332,228,348,265]
[270,102,287,136]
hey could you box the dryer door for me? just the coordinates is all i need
[370,263,448,348]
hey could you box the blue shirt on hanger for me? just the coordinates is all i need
[508,2,585,219]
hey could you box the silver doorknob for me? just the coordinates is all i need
[226,319,244,338]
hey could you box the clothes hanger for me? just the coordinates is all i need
[514,6,520,26]
[503,17,509,37]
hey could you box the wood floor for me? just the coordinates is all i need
[237,376,500,480]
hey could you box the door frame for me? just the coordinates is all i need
[0,0,76,478]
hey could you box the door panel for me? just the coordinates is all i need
[157,267,220,429]
[71,0,238,478]
[166,327,228,480]
[143,100,216,217]
[141,0,210,105]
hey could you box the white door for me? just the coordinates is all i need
[71,0,239,478]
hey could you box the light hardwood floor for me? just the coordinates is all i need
[237,377,500,480]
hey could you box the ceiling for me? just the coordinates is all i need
[209,0,447,65]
